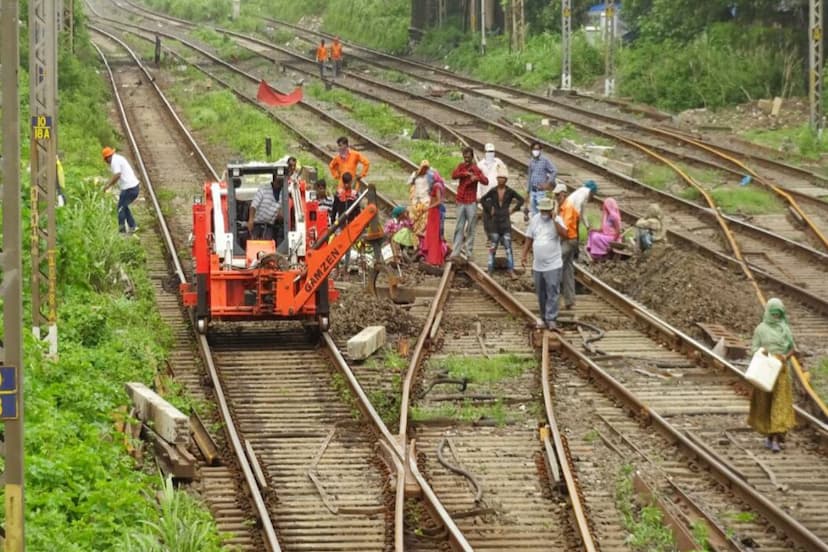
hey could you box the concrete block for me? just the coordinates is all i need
[771,97,783,117]
[125,382,190,446]
[347,326,387,360]
[757,99,773,114]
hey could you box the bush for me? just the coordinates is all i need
[618,23,803,111]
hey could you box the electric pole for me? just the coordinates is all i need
[810,0,824,137]
[561,0,572,91]
[604,0,616,96]
[510,0,525,51]
[232,0,239,20]
[480,0,486,54]
[2,0,26,548]
[30,0,59,356]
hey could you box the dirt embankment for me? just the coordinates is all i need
[586,245,763,338]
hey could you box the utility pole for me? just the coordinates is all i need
[480,0,486,54]
[604,0,616,96]
[810,0,824,137]
[231,0,239,19]
[510,0,525,52]
[2,0,26,548]
[561,0,572,91]
[437,0,446,27]
[30,0,59,356]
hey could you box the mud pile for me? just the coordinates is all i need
[586,245,763,338]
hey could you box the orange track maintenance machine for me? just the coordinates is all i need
[180,160,388,333]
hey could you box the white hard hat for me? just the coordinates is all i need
[553,183,568,194]
[484,143,495,152]
[496,165,509,179]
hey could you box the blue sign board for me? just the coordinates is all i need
[0,366,18,419]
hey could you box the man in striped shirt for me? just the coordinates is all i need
[247,175,284,240]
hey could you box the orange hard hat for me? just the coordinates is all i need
[102,146,115,159]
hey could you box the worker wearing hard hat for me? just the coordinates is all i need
[101,147,141,233]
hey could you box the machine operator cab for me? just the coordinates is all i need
[212,158,324,272]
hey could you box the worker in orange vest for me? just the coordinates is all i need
[330,36,343,78]
[329,136,370,192]
[315,39,329,80]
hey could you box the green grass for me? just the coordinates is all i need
[743,124,828,161]
[125,475,227,551]
[432,353,535,384]
[615,465,677,552]
[709,186,782,215]
[411,400,509,425]
[191,26,254,61]
[305,81,413,139]
[637,163,678,191]
[810,358,828,406]
[680,187,701,201]
[722,511,757,523]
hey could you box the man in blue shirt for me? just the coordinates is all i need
[524,141,557,219]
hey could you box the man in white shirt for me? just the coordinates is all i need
[521,197,569,330]
[477,142,507,239]
[565,179,598,231]
[102,147,140,233]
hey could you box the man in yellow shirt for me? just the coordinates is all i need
[329,136,370,192]
[554,183,579,310]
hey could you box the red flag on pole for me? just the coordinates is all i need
[256,81,303,106]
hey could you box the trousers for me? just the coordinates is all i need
[533,267,562,325]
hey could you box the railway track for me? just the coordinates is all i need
[89,5,828,550]
[257,15,828,248]
[92,26,477,551]
[102,1,828,309]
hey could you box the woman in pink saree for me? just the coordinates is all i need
[586,198,622,260]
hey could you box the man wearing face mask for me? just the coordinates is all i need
[329,136,370,193]
[525,141,557,220]
[521,197,569,330]
[477,143,507,240]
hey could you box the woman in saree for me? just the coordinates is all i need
[586,197,622,260]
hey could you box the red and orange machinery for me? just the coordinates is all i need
[180,160,391,333]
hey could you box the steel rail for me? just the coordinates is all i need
[462,259,828,551]
[213,25,828,275]
[91,11,476,547]
[541,333,599,552]
[261,14,828,189]
[90,29,282,551]
[109,0,828,291]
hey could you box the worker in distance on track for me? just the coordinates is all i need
[101,146,140,234]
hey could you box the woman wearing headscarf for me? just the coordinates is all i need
[384,205,418,251]
[747,298,798,452]
[586,198,621,260]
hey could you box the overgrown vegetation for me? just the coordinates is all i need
[125,475,227,551]
[415,26,603,90]
[2,7,226,548]
[431,353,534,384]
[411,400,510,425]
[810,358,828,408]
[709,186,782,215]
[615,465,677,552]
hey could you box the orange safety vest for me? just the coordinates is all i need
[331,41,343,61]
[315,44,328,62]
